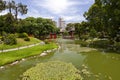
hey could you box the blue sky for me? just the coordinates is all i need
[2,0,94,23]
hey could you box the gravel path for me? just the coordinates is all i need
[0,42,45,53]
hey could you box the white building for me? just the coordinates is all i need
[58,18,66,29]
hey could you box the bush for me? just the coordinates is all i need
[44,39,50,44]
[114,42,120,53]
[3,34,17,45]
[24,37,30,41]
[75,40,89,47]
[22,61,82,80]
[89,39,110,48]
[18,33,28,38]
[80,35,89,41]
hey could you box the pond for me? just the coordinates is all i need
[0,39,120,80]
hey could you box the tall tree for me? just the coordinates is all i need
[6,0,15,14]
[0,0,6,12]
[14,3,28,20]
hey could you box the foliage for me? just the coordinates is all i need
[18,33,28,38]
[22,61,82,80]
[89,39,110,49]
[0,43,58,66]
[113,42,120,53]
[44,39,50,44]
[0,37,40,50]
[75,40,89,47]
[0,0,6,12]
[24,37,30,41]
[2,33,17,45]
[63,31,69,36]
[17,17,58,39]
[84,0,120,42]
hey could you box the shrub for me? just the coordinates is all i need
[114,42,120,53]
[80,35,89,41]
[44,39,50,44]
[89,39,110,48]
[75,40,89,47]
[24,37,30,41]
[22,61,82,80]
[3,34,17,45]
[18,33,28,38]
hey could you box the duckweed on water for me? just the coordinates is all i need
[22,61,82,80]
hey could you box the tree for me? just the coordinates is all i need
[3,13,15,33]
[6,0,15,14]
[84,0,120,42]
[0,15,4,35]
[14,3,28,20]
[0,0,6,12]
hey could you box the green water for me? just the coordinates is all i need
[0,39,120,80]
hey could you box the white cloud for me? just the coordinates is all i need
[30,0,94,22]
[62,15,85,23]
[1,0,94,22]
[0,10,8,15]
[32,0,79,14]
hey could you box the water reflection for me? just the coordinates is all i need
[0,39,120,80]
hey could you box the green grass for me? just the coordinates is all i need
[0,43,58,66]
[0,37,41,50]
[22,61,82,80]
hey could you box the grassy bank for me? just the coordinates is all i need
[0,37,41,50]
[0,43,58,66]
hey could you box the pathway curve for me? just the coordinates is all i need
[0,42,45,53]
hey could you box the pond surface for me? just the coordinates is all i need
[0,39,120,80]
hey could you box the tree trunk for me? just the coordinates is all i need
[15,7,18,20]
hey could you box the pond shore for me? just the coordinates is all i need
[0,42,58,67]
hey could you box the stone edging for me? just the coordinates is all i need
[0,44,61,69]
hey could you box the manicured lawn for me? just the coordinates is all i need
[0,43,58,66]
[0,37,41,50]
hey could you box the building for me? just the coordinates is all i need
[58,18,66,29]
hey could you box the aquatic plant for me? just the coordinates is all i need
[22,61,82,80]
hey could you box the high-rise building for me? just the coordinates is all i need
[58,18,66,29]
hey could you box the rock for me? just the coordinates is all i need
[84,66,88,69]
[40,42,45,45]
[22,58,25,61]
[58,46,61,49]
[11,61,19,65]
[46,50,51,53]
[82,64,86,67]
[0,66,4,69]
[40,53,47,56]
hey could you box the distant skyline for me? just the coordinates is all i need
[1,0,94,23]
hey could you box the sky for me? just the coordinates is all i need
[1,0,94,23]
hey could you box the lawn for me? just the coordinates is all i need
[0,37,41,50]
[0,42,58,66]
